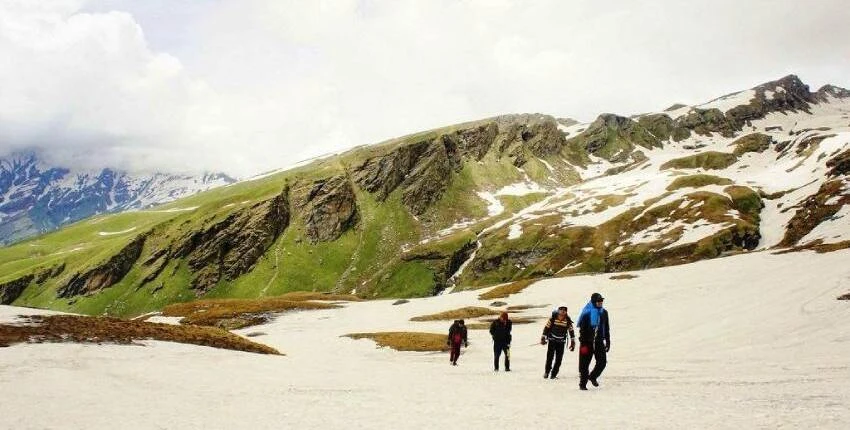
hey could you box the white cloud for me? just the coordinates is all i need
[1,0,849,177]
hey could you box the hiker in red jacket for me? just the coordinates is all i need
[447,319,468,365]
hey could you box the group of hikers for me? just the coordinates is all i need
[447,292,610,390]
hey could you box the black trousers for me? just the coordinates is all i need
[449,342,461,363]
[579,341,607,385]
[493,341,510,370]
[544,341,566,377]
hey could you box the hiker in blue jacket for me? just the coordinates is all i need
[576,292,611,390]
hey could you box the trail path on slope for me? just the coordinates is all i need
[260,239,283,296]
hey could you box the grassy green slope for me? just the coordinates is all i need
[2,119,573,316]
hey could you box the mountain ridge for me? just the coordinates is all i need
[1,74,849,317]
[0,152,236,245]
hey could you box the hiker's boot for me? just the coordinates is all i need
[543,372,549,379]
[579,384,588,391]
[589,377,599,387]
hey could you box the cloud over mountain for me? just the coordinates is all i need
[1,0,849,177]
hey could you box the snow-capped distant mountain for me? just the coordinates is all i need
[0,153,236,244]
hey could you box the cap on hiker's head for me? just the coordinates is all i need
[458,319,464,324]
[591,293,604,302]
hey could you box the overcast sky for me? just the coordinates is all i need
[0,0,848,177]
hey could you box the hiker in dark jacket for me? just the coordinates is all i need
[489,312,512,371]
[576,293,611,390]
[540,306,575,379]
[447,319,468,366]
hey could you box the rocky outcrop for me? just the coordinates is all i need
[168,187,291,293]
[353,139,449,209]
[352,114,573,214]
[827,149,850,177]
[732,133,774,155]
[727,75,814,124]
[673,75,816,138]
[58,235,147,298]
[677,108,738,137]
[399,139,464,214]
[140,251,169,286]
[33,263,66,284]
[605,223,760,272]
[780,180,849,247]
[452,123,499,160]
[566,114,664,161]
[815,84,850,102]
[354,128,479,214]
[637,114,691,142]
[517,120,568,158]
[0,274,33,304]
[401,238,478,294]
[298,175,359,243]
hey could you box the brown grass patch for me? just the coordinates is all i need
[409,306,499,322]
[161,297,340,329]
[274,292,363,302]
[0,315,280,355]
[610,274,639,280]
[506,304,547,311]
[344,332,449,352]
[466,316,541,330]
[478,279,539,300]
[775,240,850,254]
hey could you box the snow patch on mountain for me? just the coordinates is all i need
[0,153,235,244]
[697,89,757,113]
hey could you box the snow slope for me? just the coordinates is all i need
[1,249,849,429]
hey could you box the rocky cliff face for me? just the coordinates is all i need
[170,188,291,293]
[827,149,850,177]
[3,74,849,314]
[780,179,849,247]
[677,108,738,138]
[354,115,566,214]
[298,176,359,243]
[566,114,667,162]
[57,235,148,298]
[563,76,829,160]
[0,274,33,304]
[815,84,850,101]
[725,75,815,126]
